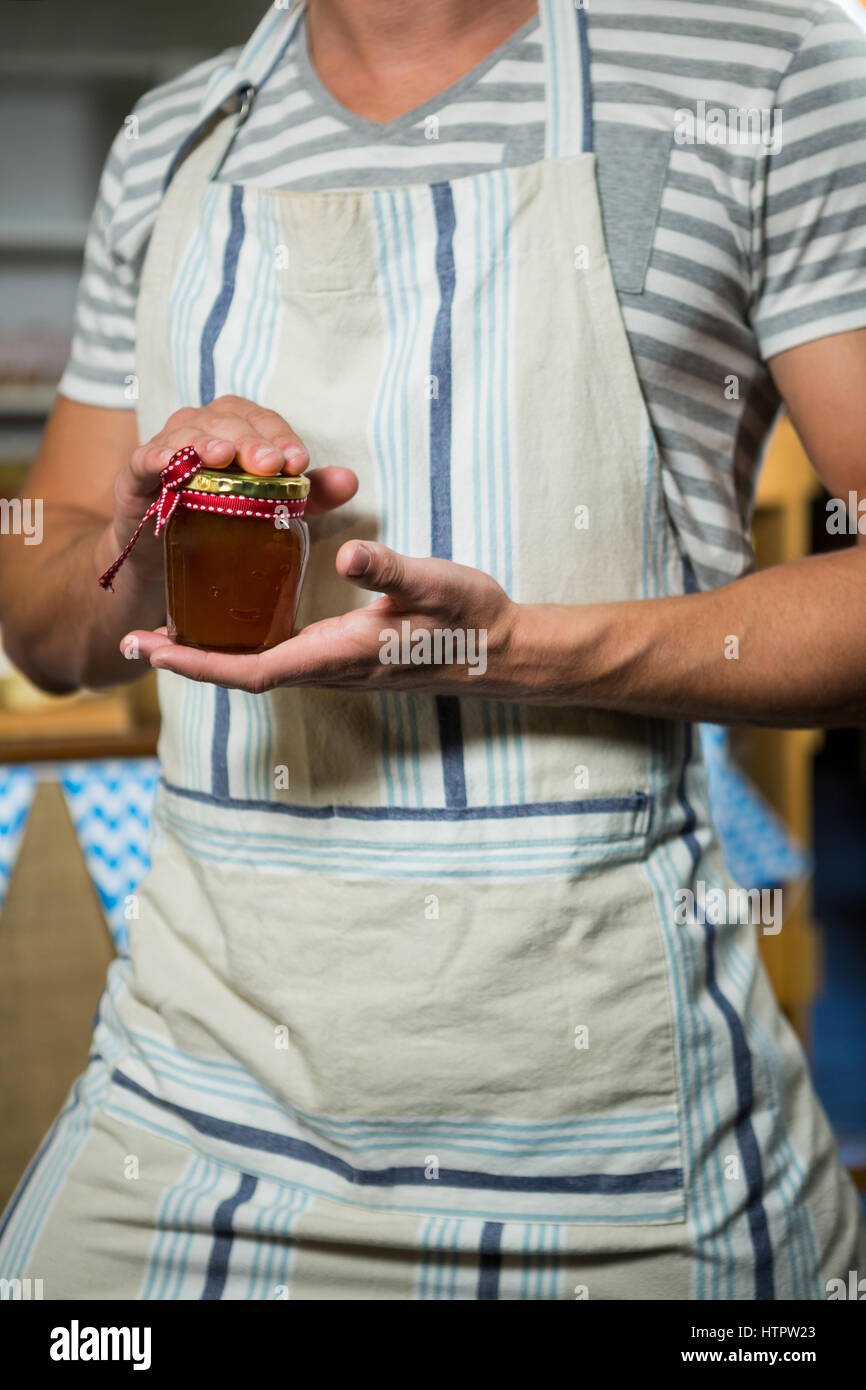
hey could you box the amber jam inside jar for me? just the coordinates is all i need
[164,467,310,653]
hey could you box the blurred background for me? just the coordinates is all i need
[0,0,864,1217]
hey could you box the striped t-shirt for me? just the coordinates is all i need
[59,0,866,589]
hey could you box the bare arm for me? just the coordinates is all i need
[0,399,155,693]
[549,326,866,727]
[503,329,866,727]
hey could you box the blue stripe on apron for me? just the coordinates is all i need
[476,1221,503,1299]
[162,777,647,821]
[430,182,467,809]
[677,723,775,1301]
[202,1171,258,1299]
[200,185,246,797]
[576,2,593,154]
[113,1070,683,1198]
[200,186,245,406]
[211,689,232,800]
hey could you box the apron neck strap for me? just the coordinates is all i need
[163,0,308,193]
[539,0,593,158]
[169,0,593,192]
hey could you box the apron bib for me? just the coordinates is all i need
[89,0,861,1291]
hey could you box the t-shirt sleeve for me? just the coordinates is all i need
[57,124,141,408]
[749,0,866,361]
[57,50,240,409]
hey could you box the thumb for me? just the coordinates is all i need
[336,541,459,613]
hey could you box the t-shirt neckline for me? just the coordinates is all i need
[296,8,541,140]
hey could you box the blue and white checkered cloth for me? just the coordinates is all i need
[700,724,811,888]
[59,759,159,953]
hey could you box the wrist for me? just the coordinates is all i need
[508,599,649,707]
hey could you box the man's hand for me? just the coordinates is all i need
[0,395,358,693]
[124,541,525,697]
[124,534,866,726]
[111,394,356,590]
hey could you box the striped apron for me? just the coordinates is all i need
[1,0,862,1300]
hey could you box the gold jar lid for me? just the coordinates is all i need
[185,467,310,501]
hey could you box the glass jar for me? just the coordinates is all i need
[164,467,310,653]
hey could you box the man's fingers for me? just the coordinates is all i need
[335,540,462,612]
[148,643,275,692]
[305,466,359,515]
[121,627,324,693]
[125,454,356,513]
[128,399,313,497]
[169,414,285,474]
[242,404,309,473]
[203,397,309,469]
[121,629,274,690]
[120,627,167,656]
[172,397,310,472]
[128,419,247,495]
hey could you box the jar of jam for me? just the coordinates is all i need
[98,447,311,654]
[164,466,310,653]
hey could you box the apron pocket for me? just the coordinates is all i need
[135,827,687,1228]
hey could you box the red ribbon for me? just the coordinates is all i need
[98,446,307,592]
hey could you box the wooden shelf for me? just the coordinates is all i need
[0,691,128,740]
[0,727,159,765]
[0,670,160,764]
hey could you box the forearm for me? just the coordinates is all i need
[517,546,866,727]
[0,507,165,693]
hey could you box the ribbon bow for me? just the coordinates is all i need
[97,446,205,592]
